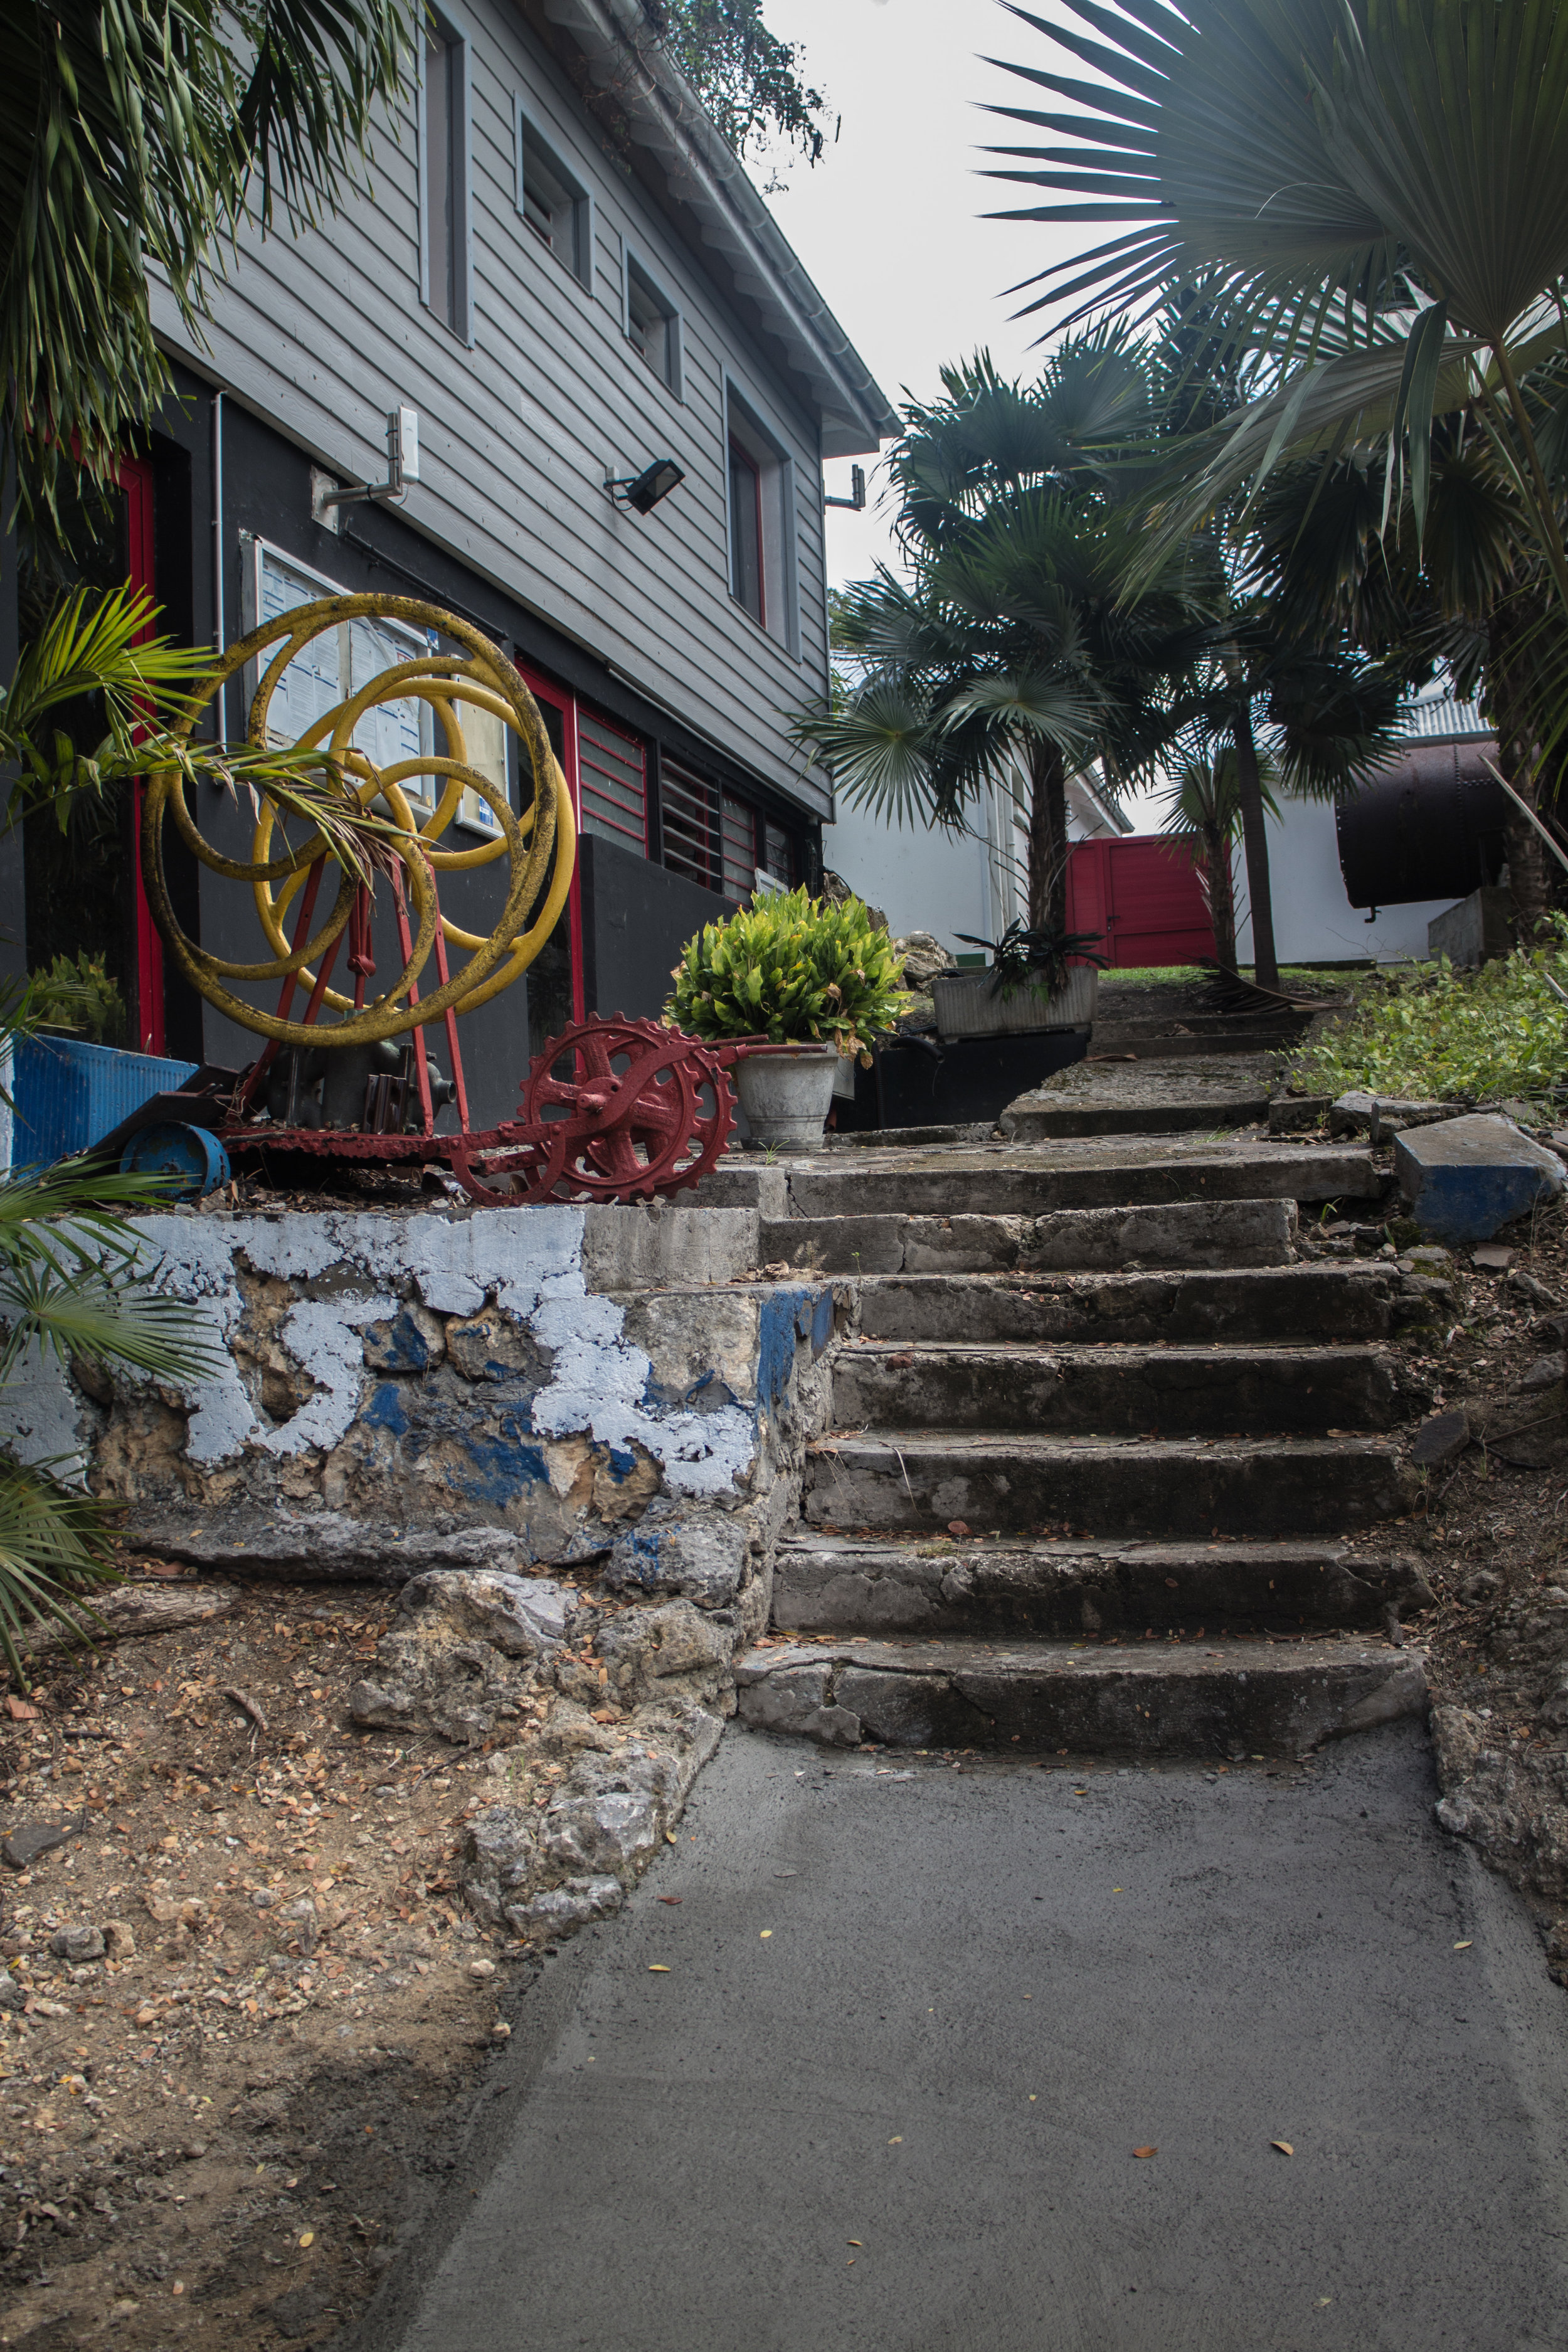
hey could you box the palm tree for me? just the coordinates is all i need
[984,1,1568,610]
[1155,739,1279,972]
[3,0,414,529]
[796,344,1208,933]
[1244,421,1568,919]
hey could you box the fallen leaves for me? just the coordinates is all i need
[1271,2141,1294,2158]
[657,1895,682,1905]
[759,1929,772,1939]
[1453,1939,1473,1950]
[298,2230,315,2248]
[647,1964,670,1974]
[1131,2146,1158,2159]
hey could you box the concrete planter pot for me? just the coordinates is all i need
[932,963,1100,1040]
[735,1047,839,1148]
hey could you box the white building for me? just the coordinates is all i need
[824,757,1130,950]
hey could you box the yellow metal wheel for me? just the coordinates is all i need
[142,594,576,1051]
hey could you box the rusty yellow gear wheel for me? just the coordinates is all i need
[142,593,575,1051]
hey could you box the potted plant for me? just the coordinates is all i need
[667,887,909,1145]
[931,919,1107,1040]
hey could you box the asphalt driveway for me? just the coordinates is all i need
[361,1724,1568,2352]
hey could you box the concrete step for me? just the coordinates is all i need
[1001,1093,1271,1140]
[760,1195,1296,1276]
[735,1632,1424,1757]
[803,1431,1416,1539]
[829,1340,1411,1435]
[773,1533,1433,1637]
[1086,1025,1303,1059]
[783,1144,1379,1219]
[856,1266,1405,1345]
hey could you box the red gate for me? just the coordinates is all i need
[1066,835,1217,968]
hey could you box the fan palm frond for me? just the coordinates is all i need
[0,1453,122,1687]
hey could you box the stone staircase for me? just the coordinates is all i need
[730,1136,1438,1762]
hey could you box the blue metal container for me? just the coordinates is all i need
[11,1036,201,1167]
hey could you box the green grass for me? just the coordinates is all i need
[1296,946,1568,1110]
[1100,962,1344,988]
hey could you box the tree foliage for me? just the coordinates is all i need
[797,340,1208,933]
[642,0,832,166]
[984,1,1568,613]
[1,0,415,531]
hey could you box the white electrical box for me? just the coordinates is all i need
[393,405,421,484]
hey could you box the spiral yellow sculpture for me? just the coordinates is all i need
[142,593,575,1050]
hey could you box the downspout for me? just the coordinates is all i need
[211,388,227,746]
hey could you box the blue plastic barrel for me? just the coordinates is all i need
[11,1036,201,1167]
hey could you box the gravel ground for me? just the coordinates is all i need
[1303,1175,1568,1979]
[0,1582,552,2351]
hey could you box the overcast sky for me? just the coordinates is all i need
[761,0,1079,588]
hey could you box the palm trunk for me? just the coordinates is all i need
[1231,702,1278,990]
[1200,819,1237,969]
[1488,601,1553,941]
[1026,736,1068,933]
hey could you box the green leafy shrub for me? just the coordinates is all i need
[28,951,126,1047]
[667,886,910,1059]
[1298,945,1568,1110]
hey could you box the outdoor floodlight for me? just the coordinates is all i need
[606,457,685,514]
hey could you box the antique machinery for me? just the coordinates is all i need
[136,594,748,1202]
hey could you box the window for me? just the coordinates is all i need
[725,385,798,652]
[251,542,435,792]
[728,440,763,624]
[578,710,647,850]
[422,16,470,338]
[661,768,779,904]
[516,107,592,289]
[660,761,719,893]
[625,253,681,395]
[452,699,511,836]
[761,820,793,889]
[721,795,756,901]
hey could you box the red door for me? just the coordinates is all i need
[119,453,167,1053]
[1067,836,1217,968]
[516,667,586,1032]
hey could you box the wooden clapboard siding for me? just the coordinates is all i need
[151,0,837,813]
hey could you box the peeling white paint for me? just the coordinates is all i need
[10,1205,797,1508]
[6,1335,92,1474]
[253,1295,395,1458]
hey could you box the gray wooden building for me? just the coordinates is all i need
[0,0,892,1126]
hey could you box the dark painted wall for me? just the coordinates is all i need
[580,833,729,1024]
[0,512,24,987]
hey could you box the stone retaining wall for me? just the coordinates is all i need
[5,1199,847,1943]
[10,1202,838,1579]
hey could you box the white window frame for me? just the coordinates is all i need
[622,241,683,400]
[240,538,510,835]
[723,378,800,659]
[514,100,594,292]
[420,7,474,343]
